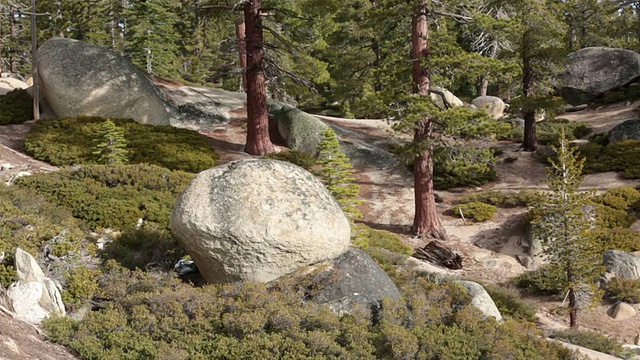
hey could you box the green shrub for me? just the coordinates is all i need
[61,266,99,307]
[458,190,540,208]
[43,262,573,360]
[15,164,195,230]
[0,185,89,286]
[351,223,413,256]
[0,89,33,125]
[481,282,538,323]
[515,264,565,296]
[594,203,635,229]
[582,140,640,179]
[537,119,592,146]
[594,228,640,252]
[24,116,218,172]
[597,186,640,212]
[102,226,185,270]
[605,277,640,304]
[550,329,633,358]
[265,150,317,170]
[452,202,497,222]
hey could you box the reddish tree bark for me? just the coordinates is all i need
[522,32,537,151]
[235,17,248,92]
[410,1,447,239]
[243,0,275,156]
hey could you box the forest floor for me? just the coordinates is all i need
[1,100,640,355]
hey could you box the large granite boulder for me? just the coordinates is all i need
[471,96,505,119]
[269,102,329,156]
[304,248,402,316]
[36,37,178,125]
[0,77,28,96]
[560,47,640,105]
[604,250,640,280]
[455,281,503,321]
[430,86,464,109]
[609,119,640,143]
[171,159,351,284]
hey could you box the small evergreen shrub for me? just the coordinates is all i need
[265,150,317,170]
[605,277,640,304]
[536,119,592,146]
[0,89,33,125]
[102,226,185,270]
[92,119,128,164]
[481,283,538,323]
[314,128,363,220]
[0,185,89,286]
[581,140,640,179]
[351,223,413,256]
[24,116,218,172]
[550,329,632,358]
[452,202,497,222]
[61,266,99,307]
[593,228,640,252]
[458,190,540,208]
[596,186,640,212]
[14,164,195,230]
[594,203,635,229]
[515,264,565,296]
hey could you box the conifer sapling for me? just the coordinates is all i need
[93,119,128,164]
[314,127,362,220]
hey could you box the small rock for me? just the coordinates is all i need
[609,302,636,321]
[455,280,503,321]
[0,163,13,171]
[634,334,640,345]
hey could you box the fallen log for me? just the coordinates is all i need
[412,240,463,270]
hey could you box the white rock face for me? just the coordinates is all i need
[455,281,503,321]
[6,282,49,324]
[471,96,506,119]
[171,159,351,284]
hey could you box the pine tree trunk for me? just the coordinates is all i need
[522,34,536,151]
[478,77,489,97]
[410,0,446,239]
[235,17,248,93]
[9,7,17,74]
[243,0,275,156]
[569,288,578,328]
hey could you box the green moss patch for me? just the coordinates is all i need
[24,116,219,172]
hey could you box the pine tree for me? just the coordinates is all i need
[93,120,128,164]
[314,127,362,220]
[532,128,603,328]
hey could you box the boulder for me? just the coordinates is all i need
[0,77,28,96]
[269,102,329,156]
[560,47,640,105]
[159,85,247,129]
[608,119,640,143]
[36,37,178,125]
[609,302,636,321]
[471,96,506,119]
[171,159,351,284]
[430,86,464,109]
[604,250,640,280]
[455,281,503,321]
[305,248,402,316]
[6,281,49,323]
[13,248,65,318]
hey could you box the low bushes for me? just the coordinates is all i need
[580,140,640,179]
[351,223,413,256]
[458,190,540,208]
[14,164,195,230]
[452,202,498,222]
[604,277,640,304]
[481,282,538,323]
[0,89,33,125]
[536,119,592,146]
[515,264,566,296]
[24,116,219,172]
[265,150,317,170]
[550,329,633,358]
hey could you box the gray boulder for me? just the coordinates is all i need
[430,86,464,109]
[171,159,351,284]
[471,96,505,119]
[455,281,503,321]
[604,250,640,280]
[269,102,329,156]
[561,47,640,105]
[306,248,402,316]
[37,37,178,125]
[608,119,640,143]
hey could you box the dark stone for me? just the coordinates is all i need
[308,247,402,317]
[561,47,640,105]
[609,119,640,143]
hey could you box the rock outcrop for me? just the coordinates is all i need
[604,250,640,280]
[5,248,65,324]
[609,302,636,321]
[0,77,28,96]
[159,85,246,128]
[304,248,402,316]
[471,96,506,119]
[171,159,351,284]
[561,47,640,105]
[455,281,503,321]
[430,86,464,109]
[269,102,330,156]
[608,119,640,143]
[36,37,178,125]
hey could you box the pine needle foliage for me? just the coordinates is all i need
[93,120,129,165]
[532,127,603,327]
[314,127,362,220]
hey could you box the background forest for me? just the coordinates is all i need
[1,0,639,116]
